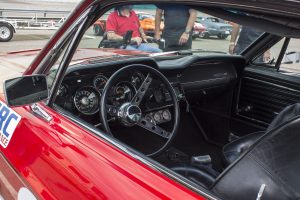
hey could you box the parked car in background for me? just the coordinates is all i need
[93,13,109,36]
[0,21,15,42]
[137,12,164,36]
[192,22,206,39]
[137,12,206,39]
[197,16,232,39]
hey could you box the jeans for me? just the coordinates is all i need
[124,44,162,53]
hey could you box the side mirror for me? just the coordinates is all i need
[4,75,49,107]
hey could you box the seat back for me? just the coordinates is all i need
[222,103,300,166]
[212,117,300,200]
[267,103,300,132]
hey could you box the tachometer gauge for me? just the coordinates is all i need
[93,75,107,91]
[131,71,145,88]
[113,82,136,104]
[74,86,100,115]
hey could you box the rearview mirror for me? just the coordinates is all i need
[4,75,49,107]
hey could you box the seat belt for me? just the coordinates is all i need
[256,184,266,200]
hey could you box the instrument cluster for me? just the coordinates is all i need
[58,71,147,115]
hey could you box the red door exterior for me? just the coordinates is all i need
[0,98,205,199]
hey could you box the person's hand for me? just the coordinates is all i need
[263,50,271,62]
[179,33,189,45]
[154,33,161,41]
[132,37,142,46]
[229,43,235,55]
[141,34,149,43]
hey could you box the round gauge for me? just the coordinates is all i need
[93,75,107,91]
[74,86,100,115]
[113,82,136,104]
[57,84,68,97]
[131,71,145,88]
[153,112,162,122]
[162,110,171,121]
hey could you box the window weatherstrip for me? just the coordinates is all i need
[276,38,290,71]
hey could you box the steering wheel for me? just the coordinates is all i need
[100,64,180,157]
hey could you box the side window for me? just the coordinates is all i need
[47,45,71,88]
[46,8,91,87]
[281,39,300,73]
[253,38,300,74]
[253,39,285,66]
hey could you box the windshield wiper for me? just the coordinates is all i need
[149,49,227,57]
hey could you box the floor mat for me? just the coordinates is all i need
[172,112,224,171]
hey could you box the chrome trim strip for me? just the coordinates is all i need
[244,76,300,93]
[31,103,53,122]
[181,77,229,86]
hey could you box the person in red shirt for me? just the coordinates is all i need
[106,5,161,53]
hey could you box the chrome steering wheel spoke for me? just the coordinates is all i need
[131,74,152,106]
[137,117,170,139]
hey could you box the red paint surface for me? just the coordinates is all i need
[0,97,205,199]
[5,0,206,199]
[0,153,28,199]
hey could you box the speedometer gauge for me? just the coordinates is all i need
[74,86,100,115]
[93,75,107,91]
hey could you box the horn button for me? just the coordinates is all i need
[118,103,142,126]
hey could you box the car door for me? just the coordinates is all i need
[231,38,300,136]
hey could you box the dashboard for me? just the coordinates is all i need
[54,55,245,127]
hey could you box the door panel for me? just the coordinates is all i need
[232,66,300,136]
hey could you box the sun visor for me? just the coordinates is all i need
[199,7,300,38]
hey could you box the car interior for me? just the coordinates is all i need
[47,3,300,199]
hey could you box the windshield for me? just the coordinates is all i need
[75,4,267,63]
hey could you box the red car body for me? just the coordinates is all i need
[0,1,207,197]
[0,101,204,199]
[1,0,297,199]
[0,47,205,199]
[93,14,108,36]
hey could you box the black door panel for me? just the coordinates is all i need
[233,66,300,135]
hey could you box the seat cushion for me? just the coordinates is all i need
[222,131,264,166]
[213,117,300,200]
